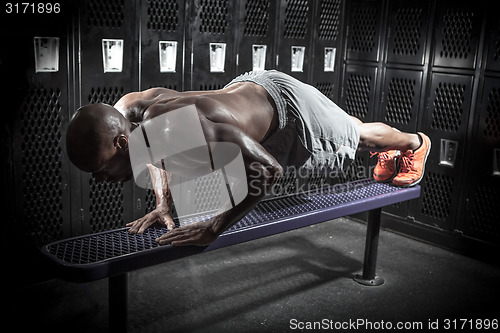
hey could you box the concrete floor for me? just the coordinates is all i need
[7,217,500,332]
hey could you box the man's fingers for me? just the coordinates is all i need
[127,209,175,235]
[171,239,194,246]
[162,214,175,231]
[155,231,181,245]
[128,217,149,234]
[127,218,141,233]
[155,228,192,245]
[126,220,136,227]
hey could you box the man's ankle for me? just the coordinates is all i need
[409,133,422,151]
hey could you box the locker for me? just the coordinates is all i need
[458,77,500,243]
[410,73,474,231]
[484,13,500,72]
[140,0,186,90]
[136,0,187,218]
[276,0,315,83]
[7,9,74,245]
[379,68,423,218]
[339,65,379,182]
[432,0,482,70]
[386,0,432,66]
[77,0,139,234]
[380,68,422,134]
[236,0,278,73]
[345,0,383,63]
[312,0,344,102]
[187,0,237,90]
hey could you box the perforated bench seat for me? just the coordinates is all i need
[43,178,420,282]
[41,178,420,332]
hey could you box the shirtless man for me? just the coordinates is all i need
[66,70,431,246]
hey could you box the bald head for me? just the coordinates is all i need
[66,103,131,173]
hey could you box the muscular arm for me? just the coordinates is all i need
[155,116,283,246]
[126,164,175,233]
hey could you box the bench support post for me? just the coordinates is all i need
[354,207,385,286]
[109,273,128,333]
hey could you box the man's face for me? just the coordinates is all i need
[89,143,133,183]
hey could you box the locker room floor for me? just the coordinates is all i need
[9,217,500,333]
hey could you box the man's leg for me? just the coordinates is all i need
[350,116,431,186]
[350,117,420,152]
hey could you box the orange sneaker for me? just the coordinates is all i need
[371,150,399,182]
[392,132,431,187]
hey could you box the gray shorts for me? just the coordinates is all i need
[225,70,360,171]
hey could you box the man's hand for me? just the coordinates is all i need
[127,204,175,234]
[155,220,219,246]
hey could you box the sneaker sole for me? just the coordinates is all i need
[374,176,396,183]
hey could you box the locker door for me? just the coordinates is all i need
[386,0,431,66]
[235,0,278,73]
[484,13,500,72]
[78,0,139,234]
[432,0,482,70]
[187,0,237,90]
[339,65,378,182]
[380,69,423,134]
[136,0,187,219]
[276,0,315,83]
[312,0,344,102]
[410,73,474,231]
[140,0,186,90]
[379,68,423,218]
[345,0,383,63]
[459,77,500,244]
[7,9,74,245]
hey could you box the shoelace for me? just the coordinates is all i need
[399,151,415,173]
[370,152,391,169]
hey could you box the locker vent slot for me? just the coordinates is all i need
[146,0,179,31]
[243,0,270,37]
[345,74,371,119]
[350,7,377,53]
[431,82,465,132]
[421,172,453,221]
[440,8,474,60]
[318,0,341,41]
[20,87,64,244]
[284,0,310,39]
[89,179,124,233]
[392,7,423,56]
[484,87,500,138]
[470,184,500,239]
[385,77,416,125]
[86,0,125,28]
[199,0,228,34]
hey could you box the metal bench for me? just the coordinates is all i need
[42,178,420,332]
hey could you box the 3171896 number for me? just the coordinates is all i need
[5,3,60,14]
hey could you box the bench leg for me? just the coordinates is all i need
[109,273,128,333]
[353,207,385,286]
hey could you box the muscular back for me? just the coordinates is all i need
[114,82,278,143]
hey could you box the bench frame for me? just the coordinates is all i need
[42,179,420,332]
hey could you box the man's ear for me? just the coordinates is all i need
[114,134,129,151]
